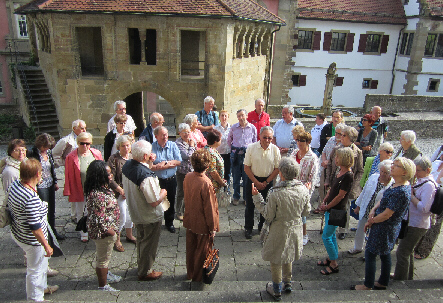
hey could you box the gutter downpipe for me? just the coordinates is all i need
[390,24,407,94]
[266,24,282,112]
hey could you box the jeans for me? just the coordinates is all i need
[394,226,427,280]
[364,249,391,288]
[231,153,246,200]
[37,185,56,231]
[244,176,270,230]
[322,211,338,261]
[158,176,177,227]
[312,148,321,158]
[12,234,48,301]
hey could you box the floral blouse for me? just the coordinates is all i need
[86,187,120,240]
[205,146,225,191]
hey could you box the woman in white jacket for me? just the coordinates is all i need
[349,160,393,254]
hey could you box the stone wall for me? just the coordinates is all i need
[364,94,443,113]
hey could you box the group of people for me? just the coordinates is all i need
[2,97,443,301]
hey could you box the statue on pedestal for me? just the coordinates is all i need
[321,62,337,116]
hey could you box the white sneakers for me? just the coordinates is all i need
[44,285,59,294]
[303,234,309,246]
[47,267,59,277]
[98,284,119,291]
[107,271,122,284]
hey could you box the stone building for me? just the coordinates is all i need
[16,0,284,140]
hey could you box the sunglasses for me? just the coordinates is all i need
[384,150,393,154]
[362,118,368,122]
[79,142,91,146]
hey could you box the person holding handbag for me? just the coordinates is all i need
[318,147,354,275]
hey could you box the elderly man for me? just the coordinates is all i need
[228,109,257,205]
[319,110,344,154]
[358,106,388,152]
[244,126,280,239]
[195,96,219,137]
[272,105,303,155]
[247,98,270,138]
[122,140,166,281]
[394,130,422,160]
[107,100,137,134]
[310,113,327,157]
[151,126,182,233]
[139,112,165,143]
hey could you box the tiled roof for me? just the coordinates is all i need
[16,0,285,24]
[297,0,406,25]
[424,0,443,17]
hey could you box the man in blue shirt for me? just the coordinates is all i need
[151,126,182,233]
[195,96,219,138]
[139,112,164,143]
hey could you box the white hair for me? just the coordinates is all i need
[76,132,92,144]
[279,157,300,180]
[401,130,416,144]
[414,156,432,171]
[255,98,265,105]
[282,105,294,114]
[378,159,393,173]
[260,126,273,135]
[114,100,126,111]
[178,123,190,133]
[115,135,132,150]
[150,112,162,124]
[335,123,346,132]
[72,119,85,129]
[183,114,197,125]
[379,142,394,152]
[131,140,152,162]
[204,96,215,104]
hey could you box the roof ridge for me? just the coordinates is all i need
[38,0,54,9]
[216,0,236,16]
[297,7,405,19]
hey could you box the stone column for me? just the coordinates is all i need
[321,63,337,116]
[138,28,147,65]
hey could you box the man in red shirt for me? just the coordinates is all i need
[247,98,270,138]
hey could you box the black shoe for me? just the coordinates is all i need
[338,233,347,240]
[245,229,252,239]
[55,233,66,241]
[167,226,176,233]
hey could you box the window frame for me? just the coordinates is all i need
[14,5,28,39]
[295,28,321,52]
[362,78,378,89]
[291,74,306,87]
[365,33,382,53]
[399,31,414,56]
[427,78,440,92]
[330,32,347,52]
[358,31,389,55]
[424,33,443,58]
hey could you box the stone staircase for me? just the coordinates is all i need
[17,65,60,140]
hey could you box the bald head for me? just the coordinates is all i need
[371,106,382,120]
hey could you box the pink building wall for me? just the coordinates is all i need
[0,0,13,104]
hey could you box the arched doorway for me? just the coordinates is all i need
[124,91,177,138]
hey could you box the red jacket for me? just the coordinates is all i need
[247,110,270,138]
[63,148,103,202]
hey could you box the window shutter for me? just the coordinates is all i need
[313,31,321,50]
[323,32,332,51]
[358,34,368,52]
[294,33,298,40]
[299,75,307,86]
[335,77,344,86]
[346,33,355,52]
[371,80,378,89]
[380,35,390,53]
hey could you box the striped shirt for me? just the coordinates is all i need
[8,180,48,246]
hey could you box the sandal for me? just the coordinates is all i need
[317,259,331,267]
[126,237,137,244]
[320,265,339,275]
[114,243,125,252]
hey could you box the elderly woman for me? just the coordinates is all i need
[183,113,207,149]
[8,158,58,301]
[85,160,121,291]
[314,123,346,213]
[349,160,393,254]
[214,110,232,190]
[392,157,437,280]
[183,149,219,282]
[290,131,318,246]
[318,147,354,275]
[107,135,136,252]
[104,114,130,161]
[252,157,310,300]
[352,157,415,290]
[360,142,394,188]
[393,130,421,160]
[355,114,378,164]
[204,129,226,193]
[28,133,65,241]
[175,123,197,221]
[64,132,103,242]
[1,139,27,191]
[287,125,305,155]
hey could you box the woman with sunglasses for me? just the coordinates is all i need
[289,131,318,246]
[360,142,394,188]
[64,132,103,242]
[355,114,378,164]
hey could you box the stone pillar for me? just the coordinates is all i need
[138,28,147,65]
[27,15,39,62]
[321,63,337,116]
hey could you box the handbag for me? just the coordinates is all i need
[216,188,230,208]
[328,209,347,228]
[202,236,219,285]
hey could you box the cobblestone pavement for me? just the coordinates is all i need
[0,139,442,302]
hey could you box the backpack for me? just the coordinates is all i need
[413,180,443,215]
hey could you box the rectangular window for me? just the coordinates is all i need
[181,30,206,79]
[425,34,437,56]
[0,79,3,94]
[362,79,371,89]
[76,27,104,76]
[427,78,440,92]
[128,29,157,65]
[145,29,157,65]
[406,33,414,55]
[128,28,141,64]
[331,32,346,51]
[399,33,408,55]
[362,78,378,89]
[365,34,381,52]
[292,75,306,86]
[298,30,313,49]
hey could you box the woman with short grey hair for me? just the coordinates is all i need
[360,142,394,187]
[183,114,207,148]
[252,157,310,300]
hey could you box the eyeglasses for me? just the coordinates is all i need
[341,134,348,137]
[296,139,307,142]
[384,150,393,154]
[335,133,342,137]
[79,142,91,146]
[362,118,368,122]
[13,148,27,153]
[117,122,126,125]
[262,136,273,140]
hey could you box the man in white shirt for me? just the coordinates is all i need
[310,113,327,157]
[107,100,137,134]
[272,105,303,156]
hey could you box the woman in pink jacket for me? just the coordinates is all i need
[64,132,103,242]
